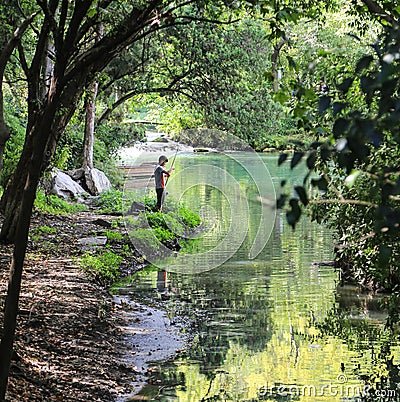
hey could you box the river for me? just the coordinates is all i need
[117,150,400,401]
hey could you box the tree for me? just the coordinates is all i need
[0,2,35,174]
[85,0,341,151]
[144,18,296,150]
[276,1,400,320]
[0,1,246,398]
[0,0,378,397]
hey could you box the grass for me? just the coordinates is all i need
[79,251,122,286]
[34,190,89,215]
[127,196,202,256]
[32,225,57,235]
[104,229,124,242]
[92,190,124,214]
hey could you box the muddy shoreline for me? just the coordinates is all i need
[0,211,188,401]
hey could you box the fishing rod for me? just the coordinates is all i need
[165,144,179,186]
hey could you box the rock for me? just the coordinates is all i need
[85,168,112,196]
[92,218,112,228]
[46,168,88,200]
[193,148,211,153]
[152,137,169,143]
[68,167,86,181]
[128,201,146,215]
[78,236,108,246]
[67,167,112,196]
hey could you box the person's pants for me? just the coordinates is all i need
[156,188,165,211]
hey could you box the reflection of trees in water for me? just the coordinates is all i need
[163,270,273,379]
[314,301,400,402]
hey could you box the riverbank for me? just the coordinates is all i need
[0,209,187,401]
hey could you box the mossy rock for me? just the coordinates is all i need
[152,137,169,143]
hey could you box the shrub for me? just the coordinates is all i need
[178,206,201,228]
[34,190,88,215]
[92,189,123,214]
[79,251,122,285]
[32,225,57,235]
[143,194,157,211]
[145,211,185,237]
[104,229,123,242]
[127,195,202,255]
[129,228,160,257]
[152,226,175,243]
[1,107,25,188]
[145,211,166,228]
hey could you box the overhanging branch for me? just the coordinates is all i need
[97,86,198,125]
[361,0,397,25]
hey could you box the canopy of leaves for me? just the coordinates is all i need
[276,2,400,305]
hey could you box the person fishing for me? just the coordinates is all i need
[154,155,175,211]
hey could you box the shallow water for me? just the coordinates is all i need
[119,152,400,401]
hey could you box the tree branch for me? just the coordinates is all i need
[309,198,377,207]
[74,0,114,46]
[360,0,397,25]
[0,13,37,76]
[97,86,197,125]
[0,12,37,137]
[17,43,29,77]
[58,1,95,73]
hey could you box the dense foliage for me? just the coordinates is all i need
[276,2,400,321]
[1,0,400,397]
[146,18,297,150]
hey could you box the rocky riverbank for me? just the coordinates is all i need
[118,131,194,168]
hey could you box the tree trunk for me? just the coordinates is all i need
[82,23,103,170]
[0,120,11,173]
[0,14,36,177]
[0,177,36,400]
[271,38,287,93]
[0,118,49,399]
[0,136,35,243]
[82,81,98,170]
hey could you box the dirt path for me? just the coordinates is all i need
[0,210,184,401]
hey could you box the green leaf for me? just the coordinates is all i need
[332,102,347,117]
[318,96,331,114]
[276,194,287,209]
[278,153,288,166]
[369,130,383,147]
[338,152,355,173]
[333,118,349,139]
[295,186,309,206]
[344,170,361,187]
[336,77,354,93]
[290,151,304,169]
[320,144,331,161]
[311,177,328,191]
[306,151,317,170]
[287,55,296,69]
[286,198,302,229]
[355,55,374,74]
[360,75,375,94]
[88,6,97,18]
[378,245,392,267]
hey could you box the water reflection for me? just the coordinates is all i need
[119,153,400,401]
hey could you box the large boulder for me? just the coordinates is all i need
[84,168,112,195]
[67,167,112,196]
[46,169,87,200]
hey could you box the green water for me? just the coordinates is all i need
[121,152,400,401]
